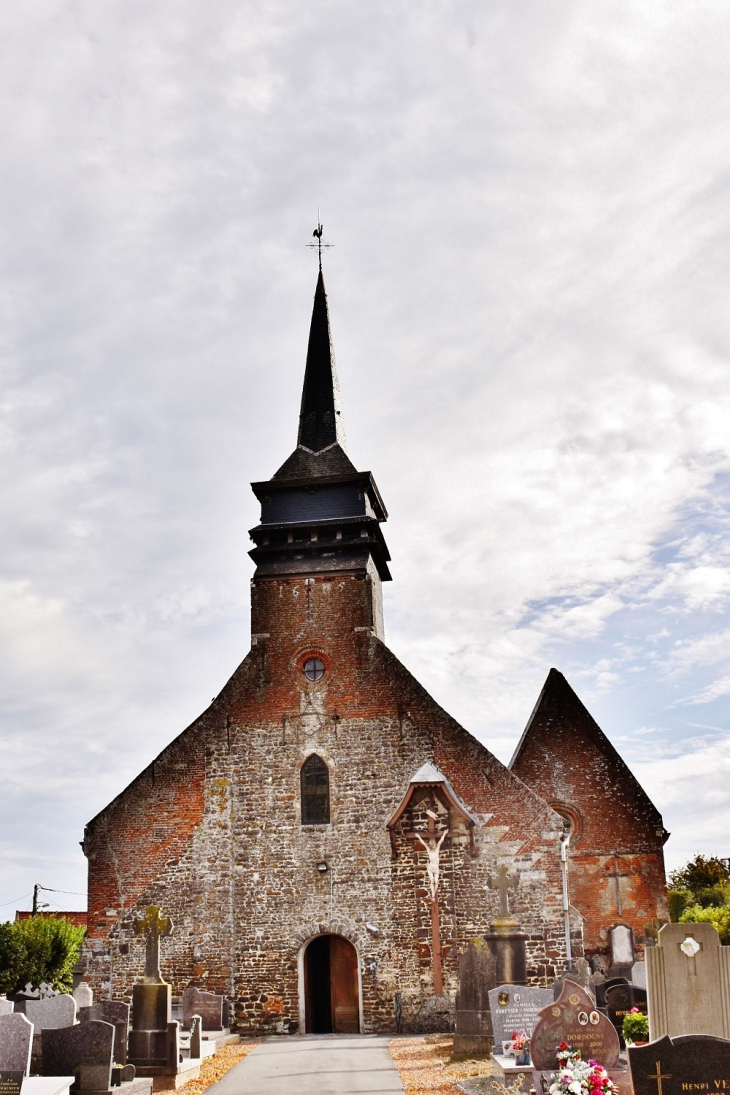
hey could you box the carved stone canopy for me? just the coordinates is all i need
[386,762,478,858]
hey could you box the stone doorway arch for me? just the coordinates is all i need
[302,934,360,1033]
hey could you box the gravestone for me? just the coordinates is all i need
[631,962,647,990]
[629,1033,730,1095]
[485,867,528,985]
[73,985,93,1010]
[188,1017,201,1061]
[0,1072,24,1095]
[79,1001,130,1066]
[647,922,730,1039]
[0,1014,34,1075]
[42,1019,114,1092]
[554,958,595,1002]
[453,941,497,1057]
[530,980,621,1070]
[610,924,635,975]
[24,995,77,1031]
[0,1001,14,1017]
[605,981,647,1047]
[594,975,628,1010]
[181,988,224,1032]
[489,984,553,1053]
[128,907,175,1071]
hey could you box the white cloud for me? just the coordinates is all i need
[1,0,730,909]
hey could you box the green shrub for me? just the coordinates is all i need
[667,889,692,922]
[623,1009,649,1044]
[0,916,86,996]
[679,903,730,945]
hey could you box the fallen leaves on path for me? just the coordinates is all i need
[389,1036,496,1095]
[155,1040,261,1095]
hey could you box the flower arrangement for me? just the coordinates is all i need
[548,1043,617,1095]
[509,1031,529,1053]
[622,1007,649,1044]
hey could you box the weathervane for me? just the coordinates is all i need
[306,212,333,270]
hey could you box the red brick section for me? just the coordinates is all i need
[15,911,88,928]
[83,571,577,1033]
[509,668,669,963]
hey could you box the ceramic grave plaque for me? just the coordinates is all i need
[530,980,620,1070]
[488,984,553,1051]
[629,1034,730,1095]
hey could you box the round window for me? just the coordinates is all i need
[303,657,325,682]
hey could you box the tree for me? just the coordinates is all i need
[0,916,86,996]
[668,854,730,892]
[679,903,730,944]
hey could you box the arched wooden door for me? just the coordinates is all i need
[304,934,360,1033]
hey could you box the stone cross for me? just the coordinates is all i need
[134,906,172,984]
[606,855,630,914]
[487,864,518,919]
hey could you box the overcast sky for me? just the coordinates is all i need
[1,2,729,919]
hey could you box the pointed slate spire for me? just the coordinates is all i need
[297,269,347,454]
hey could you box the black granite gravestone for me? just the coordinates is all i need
[453,941,497,1057]
[42,1019,114,1093]
[605,982,647,1047]
[0,1072,24,1095]
[79,1001,130,1066]
[629,1034,730,1095]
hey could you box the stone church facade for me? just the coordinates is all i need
[80,266,668,1033]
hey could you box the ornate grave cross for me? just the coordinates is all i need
[135,905,173,984]
[405,806,452,995]
[605,855,631,914]
[487,864,519,920]
[646,1060,672,1095]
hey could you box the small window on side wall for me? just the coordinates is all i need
[301,754,330,825]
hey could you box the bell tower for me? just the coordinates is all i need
[248,259,391,639]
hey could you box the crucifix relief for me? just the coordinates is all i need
[487,864,519,922]
[135,905,173,984]
[605,855,630,915]
[406,807,451,995]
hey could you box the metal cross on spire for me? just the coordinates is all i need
[306,215,333,270]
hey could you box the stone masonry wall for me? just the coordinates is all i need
[83,572,576,1032]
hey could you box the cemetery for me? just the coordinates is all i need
[0,907,239,1095]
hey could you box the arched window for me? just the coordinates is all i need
[301,754,330,825]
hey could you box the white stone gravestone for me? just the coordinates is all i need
[647,922,730,1039]
[631,961,647,989]
[73,984,93,1009]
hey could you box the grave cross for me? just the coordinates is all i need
[406,806,451,996]
[487,864,519,919]
[646,1060,672,1095]
[605,855,630,915]
[135,905,172,984]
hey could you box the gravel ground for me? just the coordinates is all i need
[155,1040,261,1095]
[389,1035,496,1095]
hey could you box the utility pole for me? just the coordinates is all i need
[32,883,40,915]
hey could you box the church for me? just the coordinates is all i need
[80,258,669,1035]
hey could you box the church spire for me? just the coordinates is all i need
[297,269,347,454]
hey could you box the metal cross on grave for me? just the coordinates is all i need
[135,905,173,984]
[487,864,519,920]
[605,855,631,915]
[405,805,452,995]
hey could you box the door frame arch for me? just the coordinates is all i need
[297,931,364,1034]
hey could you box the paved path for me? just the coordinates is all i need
[208,1035,404,1095]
